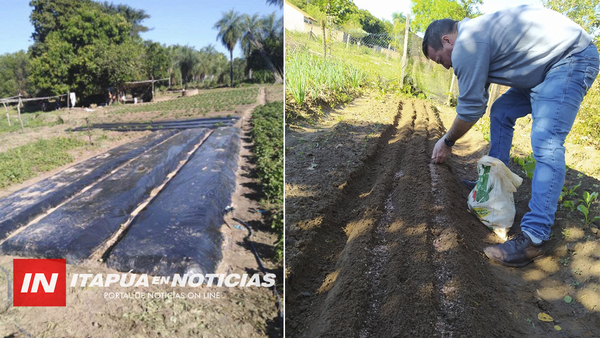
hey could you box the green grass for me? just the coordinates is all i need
[285,30,455,118]
[285,50,366,108]
[251,102,283,261]
[0,109,62,134]
[0,136,87,188]
[110,87,259,117]
[570,78,600,146]
[286,30,400,83]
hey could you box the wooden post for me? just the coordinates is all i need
[321,20,327,61]
[447,73,456,106]
[151,76,155,102]
[85,117,93,146]
[17,97,24,133]
[400,13,410,87]
[67,92,70,110]
[486,84,500,116]
[346,33,350,49]
[3,102,10,127]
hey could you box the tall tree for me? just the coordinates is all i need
[143,41,170,81]
[266,0,283,8]
[411,0,482,33]
[28,0,144,97]
[100,2,151,38]
[391,12,407,51]
[170,45,200,88]
[214,9,243,88]
[29,0,93,56]
[241,13,283,83]
[261,12,283,40]
[0,51,31,97]
[306,0,354,59]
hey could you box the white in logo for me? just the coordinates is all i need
[20,273,59,293]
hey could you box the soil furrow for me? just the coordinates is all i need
[287,98,529,337]
[287,100,415,337]
[358,100,423,337]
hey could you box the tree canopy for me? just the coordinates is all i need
[8,0,277,101]
[410,0,482,33]
[0,51,31,98]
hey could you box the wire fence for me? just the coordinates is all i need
[285,22,459,104]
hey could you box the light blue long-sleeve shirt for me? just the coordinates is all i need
[452,5,592,122]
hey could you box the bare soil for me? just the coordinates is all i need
[285,93,600,337]
[0,86,283,337]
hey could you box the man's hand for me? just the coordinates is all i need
[432,117,477,164]
[432,137,452,163]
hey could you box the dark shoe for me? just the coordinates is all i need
[461,179,477,190]
[483,233,546,267]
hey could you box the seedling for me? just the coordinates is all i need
[513,153,536,179]
[577,203,600,226]
[560,181,581,202]
[579,191,598,209]
[525,318,535,328]
[562,200,575,211]
[559,257,570,266]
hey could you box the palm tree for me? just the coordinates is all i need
[265,0,283,8]
[214,10,242,88]
[240,14,263,58]
[261,12,283,41]
[240,13,283,83]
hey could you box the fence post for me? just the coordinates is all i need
[3,102,10,127]
[17,96,24,133]
[400,13,410,87]
[447,73,456,105]
[485,84,500,116]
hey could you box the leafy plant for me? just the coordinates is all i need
[579,190,598,209]
[251,102,283,261]
[577,191,600,226]
[513,153,536,179]
[577,204,600,226]
[563,200,575,211]
[560,181,581,202]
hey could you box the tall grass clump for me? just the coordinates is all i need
[285,50,367,112]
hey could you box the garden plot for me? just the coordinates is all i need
[286,96,600,338]
[0,127,242,273]
[0,130,177,240]
[107,127,240,276]
[71,116,240,132]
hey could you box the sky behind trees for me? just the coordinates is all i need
[0,0,282,57]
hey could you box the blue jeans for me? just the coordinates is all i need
[488,44,599,242]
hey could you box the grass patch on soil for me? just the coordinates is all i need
[251,101,283,261]
[0,110,63,134]
[0,136,87,188]
[110,87,259,117]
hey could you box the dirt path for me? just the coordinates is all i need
[285,95,600,337]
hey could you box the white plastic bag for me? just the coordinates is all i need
[467,155,523,240]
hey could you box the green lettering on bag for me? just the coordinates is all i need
[475,165,493,203]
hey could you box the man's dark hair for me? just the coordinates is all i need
[422,19,458,57]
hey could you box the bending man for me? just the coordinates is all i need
[422,6,599,267]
